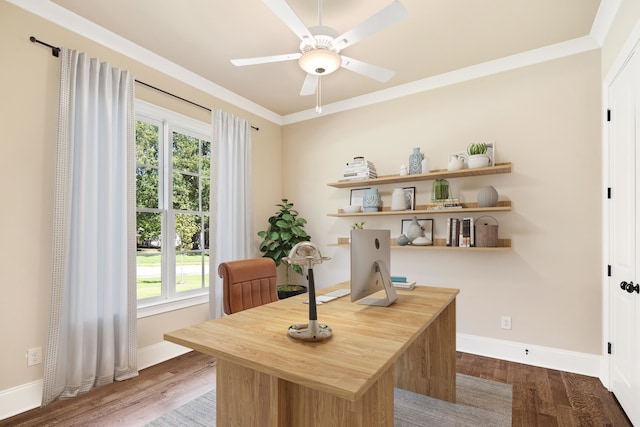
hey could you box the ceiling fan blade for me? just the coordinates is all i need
[332,1,408,50]
[231,53,301,67]
[263,0,315,42]
[300,74,319,96]
[340,56,395,82]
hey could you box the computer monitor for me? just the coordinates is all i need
[350,229,398,306]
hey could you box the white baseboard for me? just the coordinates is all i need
[1,336,603,420]
[457,333,603,378]
[0,379,43,421]
[137,341,191,370]
[0,341,191,421]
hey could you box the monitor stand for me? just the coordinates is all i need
[357,260,398,307]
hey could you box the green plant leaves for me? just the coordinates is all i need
[467,143,487,155]
[256,199,311,275]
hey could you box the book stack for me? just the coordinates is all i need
[342,157,377,181]
[426,198,462,210]
[391,275,416,290]
[446,217,475,247]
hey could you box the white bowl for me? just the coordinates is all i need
[343,205,362,213]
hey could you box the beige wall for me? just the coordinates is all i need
[0,1,282,391]
[282,50,602,355]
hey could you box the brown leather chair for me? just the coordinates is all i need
[218,258,279,315]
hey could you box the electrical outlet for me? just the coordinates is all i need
[501,316,512,330]
[27,347,42,366]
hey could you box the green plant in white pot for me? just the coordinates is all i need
[257,199,311,298]
[467,143,490,169]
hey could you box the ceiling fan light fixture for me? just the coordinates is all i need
[298,49,341,76]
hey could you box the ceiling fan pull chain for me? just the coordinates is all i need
[316,77,322,114]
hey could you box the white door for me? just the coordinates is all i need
[609,48,640,426]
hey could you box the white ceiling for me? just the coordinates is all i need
[18,0,608,122]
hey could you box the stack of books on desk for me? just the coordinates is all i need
[391,275,416,290]
[342,157,377,181]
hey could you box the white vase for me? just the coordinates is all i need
[421,158,430,174]
[406,216,424,242]
[391,188,406,211]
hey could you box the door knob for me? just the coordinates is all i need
[620,281,639,294]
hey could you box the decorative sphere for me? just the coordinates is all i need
[478,186,499,207]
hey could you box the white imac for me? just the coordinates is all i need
[350,229,398,306]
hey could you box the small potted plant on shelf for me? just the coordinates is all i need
[467,143,490,168]
[257,199,310,299]
[352,221,365,230]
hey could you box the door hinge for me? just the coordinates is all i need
[608,187,612,199]
[608,265,612,277]
[608,342,612,354]
[607,109,611,122]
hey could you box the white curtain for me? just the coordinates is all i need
[42,48,137,405]
[210,109,253,318]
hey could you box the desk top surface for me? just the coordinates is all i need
[164,283,458,401]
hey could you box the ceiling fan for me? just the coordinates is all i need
[231,0,408,104]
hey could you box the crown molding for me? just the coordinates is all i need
[283,36,600,124]
[7,0,284,125]
[10,0,620,126]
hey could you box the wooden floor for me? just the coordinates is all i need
[1,351,631,426]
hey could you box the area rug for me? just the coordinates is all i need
[147,373,512,427]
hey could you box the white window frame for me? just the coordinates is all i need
[135,99,213,318]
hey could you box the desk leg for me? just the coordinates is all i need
[394,298,456,403]
[217,359,394,427]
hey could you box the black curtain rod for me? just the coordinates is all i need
[29,36,259,131]
[30,36,60,57]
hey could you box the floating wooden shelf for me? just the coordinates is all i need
[327,162,512,189]
[328,201,511,217]
[328,237,511,251]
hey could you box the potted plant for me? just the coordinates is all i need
[257,199,311,299]
[467,143,490,168]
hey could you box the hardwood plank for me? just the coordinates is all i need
[0,351,216,427]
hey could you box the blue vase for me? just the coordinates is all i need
[409,147,424,175]
[362,188,381,212]
[397,234,410,246]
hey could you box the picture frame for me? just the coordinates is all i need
[350,188,370,206]
[403,186,416,210]
[485,142,496,166]
[401,218,433,241]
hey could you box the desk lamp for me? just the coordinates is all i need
[283,242,332,342]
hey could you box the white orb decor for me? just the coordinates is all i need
[477,186,499,207]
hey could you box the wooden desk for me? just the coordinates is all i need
[165,283,458,427]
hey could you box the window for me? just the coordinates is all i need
[135,100,212,315]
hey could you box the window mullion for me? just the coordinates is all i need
[163,121,175,300]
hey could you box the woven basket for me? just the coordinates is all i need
[475,216,499,247]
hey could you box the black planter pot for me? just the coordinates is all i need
[277,285,307,300]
